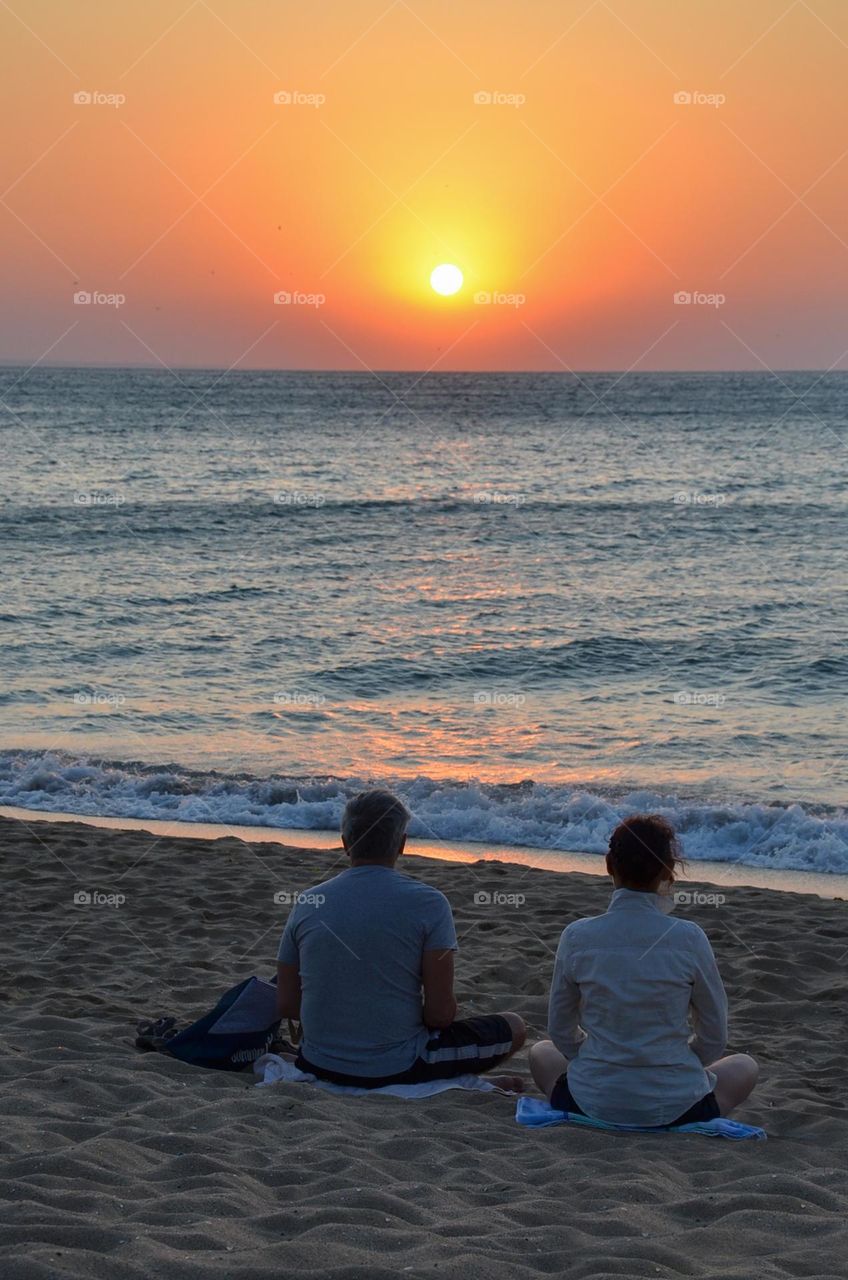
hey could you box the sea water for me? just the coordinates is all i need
[2,367,846,875]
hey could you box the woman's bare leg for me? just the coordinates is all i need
[529,1039,569,1099]
[709,1053,759,1115]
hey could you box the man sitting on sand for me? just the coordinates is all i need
[275,788,526,1089]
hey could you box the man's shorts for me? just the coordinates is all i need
[295,1014,514,1088]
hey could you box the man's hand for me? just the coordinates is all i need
[422,948,457,1029]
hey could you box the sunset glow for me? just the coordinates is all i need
[2,1,847,370]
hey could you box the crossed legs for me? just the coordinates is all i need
[528,1040,758,1116]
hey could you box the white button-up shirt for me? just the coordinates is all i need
[548,888,728,1126]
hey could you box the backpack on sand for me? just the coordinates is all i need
[137,976,282,1071]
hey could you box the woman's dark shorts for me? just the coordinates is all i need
[550,1072,721,1127]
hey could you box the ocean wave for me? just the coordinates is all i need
[1,750,847,875]
[314,634,793,691]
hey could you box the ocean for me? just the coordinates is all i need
[2,367,847,875]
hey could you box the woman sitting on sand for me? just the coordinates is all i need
[529,814,759,1127]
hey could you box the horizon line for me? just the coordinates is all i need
[1,362,847,377]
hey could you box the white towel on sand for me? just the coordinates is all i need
[254,1053,502,1098]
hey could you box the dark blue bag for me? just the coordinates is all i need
[165,976,281,1071]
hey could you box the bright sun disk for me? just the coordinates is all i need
[430,263,463,296]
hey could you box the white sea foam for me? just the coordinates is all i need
[2,752,847,875]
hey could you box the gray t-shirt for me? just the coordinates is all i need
[277,864,458,1076]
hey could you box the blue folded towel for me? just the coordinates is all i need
[516,1096,766,1140]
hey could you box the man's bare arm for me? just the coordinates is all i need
[422,948,457,1029]
[276,962,302,1021]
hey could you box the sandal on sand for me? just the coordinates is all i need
[268,1036,298,1057]
[135,1015,179,1053]
[268,1017,300,1057]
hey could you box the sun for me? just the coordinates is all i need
[430,263,464,296]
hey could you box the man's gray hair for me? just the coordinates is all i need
[341,789,411,862]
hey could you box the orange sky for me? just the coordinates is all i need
[2,0,848,370]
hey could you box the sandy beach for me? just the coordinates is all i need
[2,812,848,1279]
